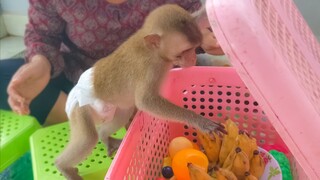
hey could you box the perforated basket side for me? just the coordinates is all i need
[30,122,126,180]
[106,112,171,179]
[0,109,40,172]
[162,67,286,148]
[207,0,319,179]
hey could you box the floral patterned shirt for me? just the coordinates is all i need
[25,0,201,82]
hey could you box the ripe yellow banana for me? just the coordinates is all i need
[248,136,258,160]
[225,118,239,138]
[219,119,239,166]
[197,131,221,165]
[236,131,254,159]
[249,150,265,179]
[211,169,227,180]
[211,167,237,180]
[220,168,238,180]
[221,146,237,170]
[188,163,214,180]
[219,135,237,167]
[162,156,172,167]
[231,147,250,180]
[244,171,258,180]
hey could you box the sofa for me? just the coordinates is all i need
[0,14,28,60]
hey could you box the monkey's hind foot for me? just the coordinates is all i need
[107,137,123,156]
[57,167,82,180]
[56,160,82,180]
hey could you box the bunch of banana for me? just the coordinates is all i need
[188,163,214,180]
[197,131,222,165]
[249,150,265,179]
[244,172,258,180]
[210,167,237,180]
[187,118,267,179]
[219,119,239,166]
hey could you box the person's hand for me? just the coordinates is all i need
[200,27,225,55]
[7,55,51,115]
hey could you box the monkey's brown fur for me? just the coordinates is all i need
[55,4,225,180]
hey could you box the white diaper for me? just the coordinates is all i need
[65,68,116,120]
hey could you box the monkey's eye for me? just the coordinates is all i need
[175,55,182,59]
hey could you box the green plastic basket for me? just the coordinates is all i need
[30,122,126,180]
[0,109,41,172]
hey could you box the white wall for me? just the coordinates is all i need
[0,0,29,15]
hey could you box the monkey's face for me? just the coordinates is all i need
[158,32,200,68]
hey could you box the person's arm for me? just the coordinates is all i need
[24,0,66,77]
[7,54,51,115]
[7,0,66,115]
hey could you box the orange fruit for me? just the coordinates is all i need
[171,148,209,180]
[168,137,193,158]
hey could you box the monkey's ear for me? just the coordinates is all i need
[144,34,161,49]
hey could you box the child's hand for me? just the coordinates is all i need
[200,27,225,55]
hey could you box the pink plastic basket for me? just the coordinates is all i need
[206,0,320,179]
[105,67,288,179]
[106,0,319,178]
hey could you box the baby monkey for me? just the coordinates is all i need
[55,4,225,180]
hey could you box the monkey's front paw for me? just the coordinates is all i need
[200,120,227,135]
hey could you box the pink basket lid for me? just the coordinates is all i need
[206,0,320,179]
